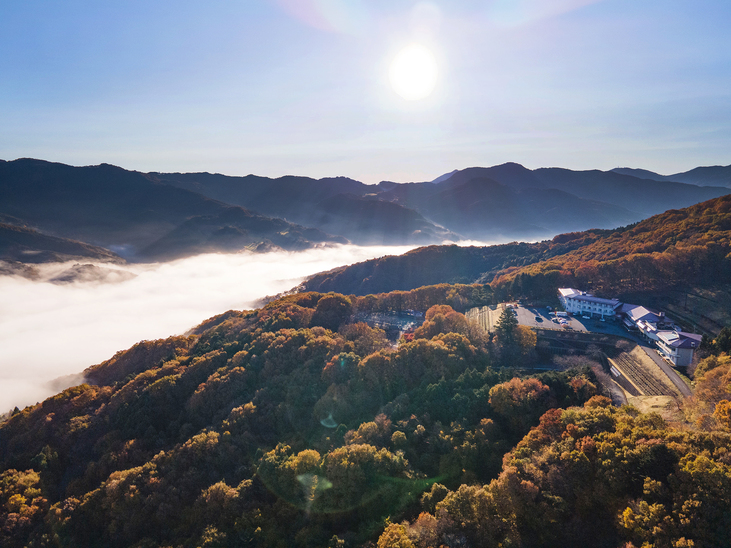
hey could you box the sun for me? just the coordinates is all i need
[389,44,438,101]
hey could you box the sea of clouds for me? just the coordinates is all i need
[0,244,427,412]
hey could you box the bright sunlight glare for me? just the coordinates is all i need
[389,44,438,101]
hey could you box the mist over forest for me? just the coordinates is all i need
[0,244,422,412]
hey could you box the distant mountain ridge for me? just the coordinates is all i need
[432,163,729,217]
[0,158,727,265]
[158,161,727,243]
[151,171,456,245]
[0,222,124,264]
[0,159,345,261]
[612,164,731,188]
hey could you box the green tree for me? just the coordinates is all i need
[495,308,524,366]
[714,326,731,354]
[495,308,518,346]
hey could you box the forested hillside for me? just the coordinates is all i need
[0,159,345,261]
[302,231,609,296]
[491,193,731,298]
[1,287,730,547]
[303,194,731,309]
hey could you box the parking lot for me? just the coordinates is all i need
[513,305,631,337]
[513,305,582,331]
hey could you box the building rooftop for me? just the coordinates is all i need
[558,288,620,307]
[658,331,702,349]
[558,288,580,298]
[623,303,664,323]
[573,294,621,307]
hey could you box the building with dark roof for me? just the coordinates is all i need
[656,331,702,367]
[619,303,673,341]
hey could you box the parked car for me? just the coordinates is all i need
[535,316,543,322]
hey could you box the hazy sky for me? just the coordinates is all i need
[1,0,730,183]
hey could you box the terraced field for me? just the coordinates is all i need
[466,304,504,333]
[610,352,676,396]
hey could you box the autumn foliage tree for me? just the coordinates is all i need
[311,293,353,331]
[384,401,731,548]
[489,377,552,433]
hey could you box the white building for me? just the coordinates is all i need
[656,331,702,367]
[619,304,672,341]
[557,289,701,368]
[557,288,621,318]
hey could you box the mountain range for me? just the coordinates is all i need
[0,159,345,262]
[0,158,728,265]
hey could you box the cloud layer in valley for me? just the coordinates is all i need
[0,245,424,412]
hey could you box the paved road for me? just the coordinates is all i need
[604,376,629,406]
[637,343,693,397]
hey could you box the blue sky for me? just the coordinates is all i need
[1,0,729,183]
